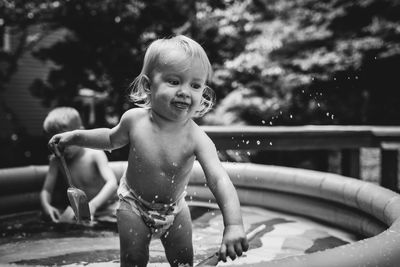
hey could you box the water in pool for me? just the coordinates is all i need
[0,202,357,266]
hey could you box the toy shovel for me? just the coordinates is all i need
[196,224,266,266]
[54,146,91,222]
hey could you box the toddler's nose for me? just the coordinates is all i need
[176,87,190,98]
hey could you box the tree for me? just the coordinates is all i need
[203,0,400,126]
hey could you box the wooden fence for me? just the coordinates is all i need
[203,125,400,192]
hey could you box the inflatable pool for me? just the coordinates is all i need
[0,161,399,267]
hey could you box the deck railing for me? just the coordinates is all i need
[202,125,400,192]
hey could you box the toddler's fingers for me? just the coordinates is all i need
[227,244,236,261]
[54,208,61,217]
[48,137,59,153]
[234,243,243,257]
[219,244,227,262]
[50,210,60,223]
[241,237,249,252]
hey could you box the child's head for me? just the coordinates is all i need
[43,107,83,137]
[129,35,215,117]
[43,107,84,158]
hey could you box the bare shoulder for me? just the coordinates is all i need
[82,148,108,161]
[120,108,148,123]
[190,121,215,150]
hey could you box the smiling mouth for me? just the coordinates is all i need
[172,101,190,110]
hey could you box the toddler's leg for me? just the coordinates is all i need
[161,202,193,267]
[117,201,152,267]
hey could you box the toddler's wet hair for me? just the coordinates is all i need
[129,35,215,117]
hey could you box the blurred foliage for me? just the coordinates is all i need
[2,0,400,127]
[204,0,400,126]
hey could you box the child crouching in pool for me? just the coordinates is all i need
[48,35,248,267]
[41,107,118,223]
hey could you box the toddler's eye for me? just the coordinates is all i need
[168,79,179,86]
[191,83,203,90]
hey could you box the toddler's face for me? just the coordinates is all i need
[149,51,207,121]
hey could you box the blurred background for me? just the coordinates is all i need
[1,0,400,171]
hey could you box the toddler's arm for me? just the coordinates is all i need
[194,127,248,261]
[40,157,61,222]
[48,110,133,152]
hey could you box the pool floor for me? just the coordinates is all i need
[0,203,357,266]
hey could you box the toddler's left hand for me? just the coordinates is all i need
[219,224,248,262]
[88,202,97,221]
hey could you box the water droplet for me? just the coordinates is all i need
[289,114,293,119]
[269,142,273,146]
[261,120,265,124]
[155,195,158,199]
[256,140,261,145]
[247,151,251,156]
[245,140,249,144]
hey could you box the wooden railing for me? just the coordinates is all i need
[202,125,400,192]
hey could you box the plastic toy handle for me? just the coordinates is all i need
[196,224,266,266]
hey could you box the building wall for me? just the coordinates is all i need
[0,27,68,139]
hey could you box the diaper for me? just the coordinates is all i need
[117,175,186,237]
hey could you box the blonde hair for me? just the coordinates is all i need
[129,35,215,117]
[43,107,83,136]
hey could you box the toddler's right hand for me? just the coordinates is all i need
[45,206,61,223]
[48,132,73,155]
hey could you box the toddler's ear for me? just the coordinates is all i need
[141,75,151,93]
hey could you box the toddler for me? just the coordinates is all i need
[49,36,248,266]
[41,107,118,223]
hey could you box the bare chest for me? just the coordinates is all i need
[67,157,100,188]
[131,130,194,173]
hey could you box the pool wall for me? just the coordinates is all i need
[1,161,400,267]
